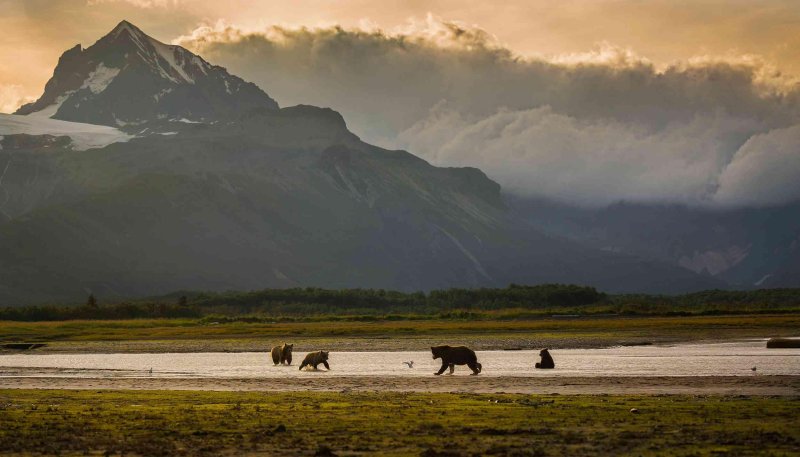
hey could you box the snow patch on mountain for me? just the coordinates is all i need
[0,113,131,150]
[81,63,120,94]
[150,40,195,84]
[754,273,773,286]
[192,55,209,75]
[26,93,73,119]
[678,245,750,276]
[153,88,173,102]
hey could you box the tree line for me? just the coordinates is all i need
[0,285,798,321]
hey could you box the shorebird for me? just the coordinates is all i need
[149,367,153,375]
[751,366,757,372]
[403,361,414,368]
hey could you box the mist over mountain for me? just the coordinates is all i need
[0,21,727,304]
[177,18,800,208]
[510,198,800,288]
[171,18,800,289]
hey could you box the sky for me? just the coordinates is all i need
[2,0,800,207]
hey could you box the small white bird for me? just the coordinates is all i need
[403,361,414,368]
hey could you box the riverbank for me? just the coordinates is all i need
[2,374,799,396]
[2,314,798,353]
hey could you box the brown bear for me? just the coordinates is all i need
[299,350,330,371]
[271,343,293,365]
[535,348,555,369]
[431,345,482,375]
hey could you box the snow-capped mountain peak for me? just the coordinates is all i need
[110,20,146,42]
[102,20,208,85]
[15,20,278,127]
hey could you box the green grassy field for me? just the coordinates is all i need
[1,314,798,352]
[0,390,797,456]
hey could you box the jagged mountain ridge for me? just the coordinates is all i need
[0,21,724,304]
[15,21,277,126]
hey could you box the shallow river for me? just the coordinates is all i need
[0,340,798,379]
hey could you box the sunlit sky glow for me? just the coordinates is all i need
[3,0,800,207]
[3,0,800,109]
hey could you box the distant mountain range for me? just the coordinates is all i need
[510,197,800,289]
[0,21,726,304]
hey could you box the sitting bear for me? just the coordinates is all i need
[431,345,482,375]
[271,343,293,365]
[535,348,555,369]
[299,350,330,371]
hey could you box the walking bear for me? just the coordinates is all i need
[535,348,555,369]
[299,350,330,370]
[431,345,482,375]
[271,343,293,365]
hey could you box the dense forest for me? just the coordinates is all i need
[1,285,799,321]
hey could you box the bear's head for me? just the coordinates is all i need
[431,345,449,360]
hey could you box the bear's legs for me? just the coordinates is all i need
[434,361,449,375]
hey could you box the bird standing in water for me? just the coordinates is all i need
[403,361,414,368]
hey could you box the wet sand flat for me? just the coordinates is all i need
[2,340,798,395]
[2,341,798,377]
[3,374,798,396]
